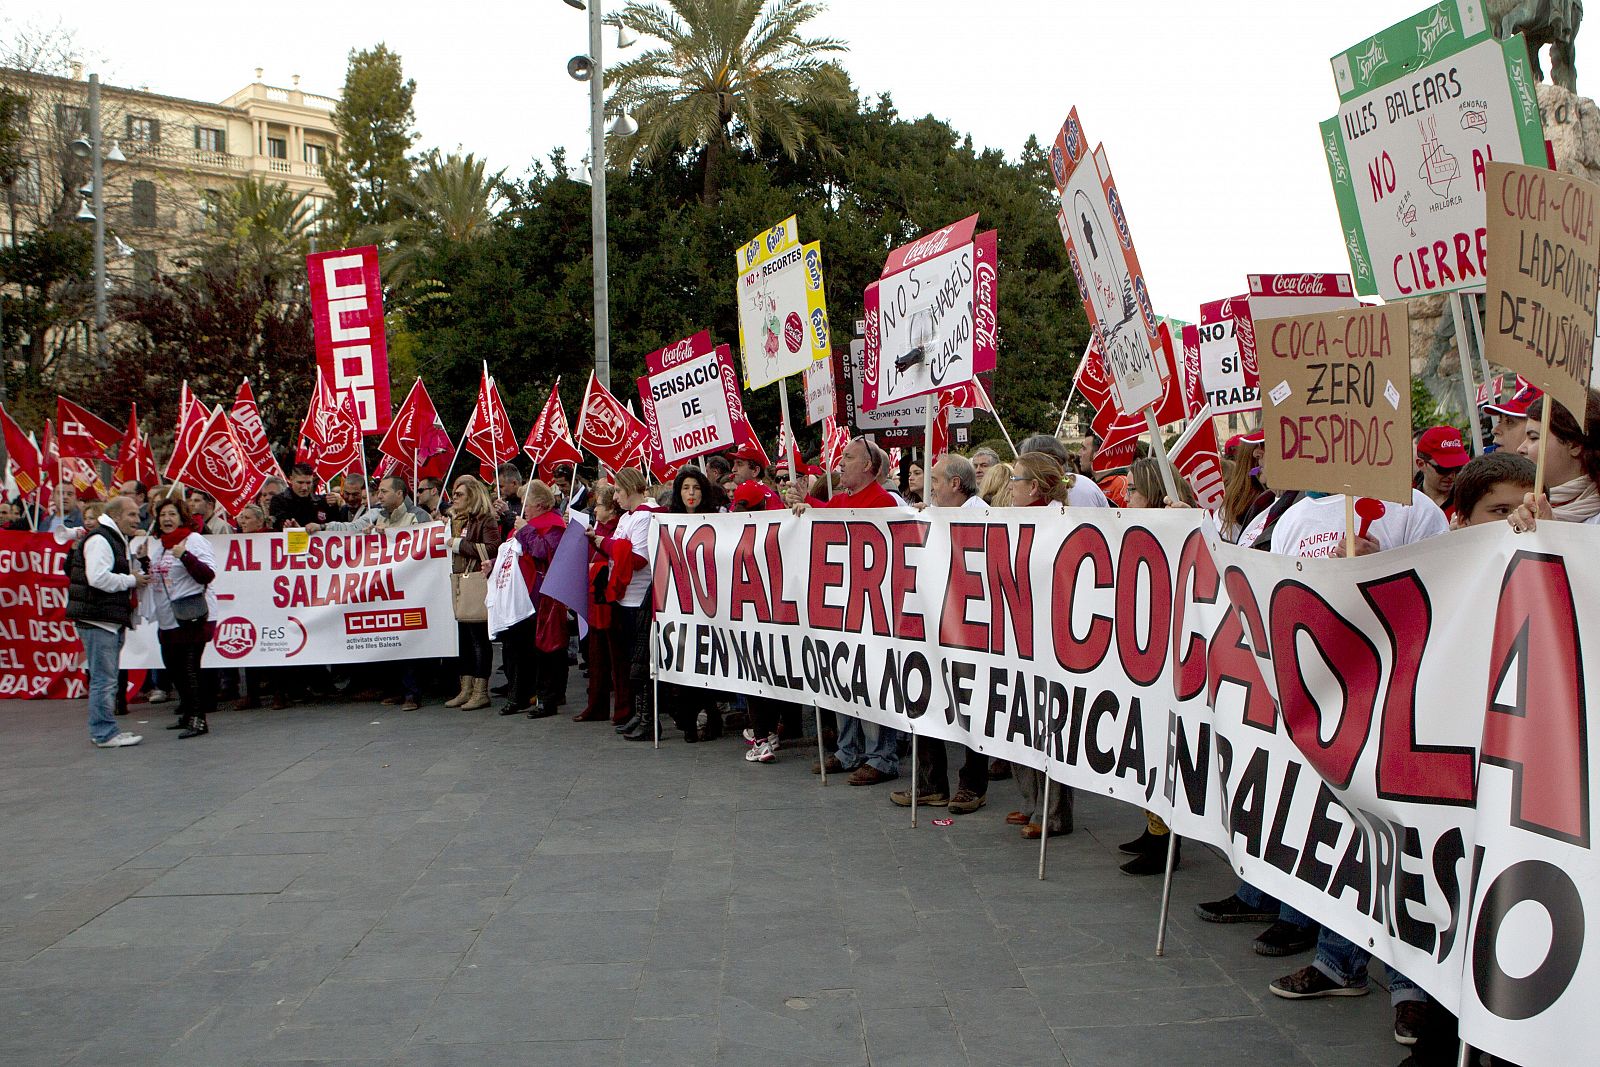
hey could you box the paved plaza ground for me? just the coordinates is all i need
[0,674,1404,1066]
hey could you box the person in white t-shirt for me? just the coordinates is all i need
[1265,486,1445,1045]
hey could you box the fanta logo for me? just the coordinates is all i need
[810,306,829,349]
[805,247,823,290]
[214,617,256,659]
[766,225,786,253]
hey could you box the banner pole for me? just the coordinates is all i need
[1449,296,1486,455]
[1455,1041,1472,1067]
[1154,831,1179,956]
[1533,399,1554,499]
[1054,381,1079,441]
[910,731,919,828]
[777,379,796,474]
[1466,293,1494,390]
[978,379,1018,459]
[1345,495,1357,559]
[1142,408,1183,505]
[1036,775,1051,880]
[651,615,660,750]
[814,699,827,786]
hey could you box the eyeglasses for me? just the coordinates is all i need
[1425,461,1459,476]
[1009,476,1034,483]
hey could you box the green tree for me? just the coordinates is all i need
[607,0,851,202]
[373,150,507,307]
[325,44,418,235]
[211,178,315,265]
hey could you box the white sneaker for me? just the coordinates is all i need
[94,732,142,748]
[146,689,169,704]
[741,728,780,750]
[745,738,776,764]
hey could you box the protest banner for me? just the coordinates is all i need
[1196,296,1254,415]
[1050,110,1166,414]
[0,531,84,699]
[307,246,392,435]
[1318,1,1545,300]
[118,524,455,669]
[636,332,749,465]
[803,356,836,425]
[650,507,1599,1066]
[863,216,992,412]
[1224,274,1360,413]
[1258,302,1414,502]
[733,217,830,391]
[837,339,973,446]
[1168,407,1226,511]
[1484,160,1600,424]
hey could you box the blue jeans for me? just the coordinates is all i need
[836,716,903,775]
[81,625,125,743]
[1313,929,1424,1003]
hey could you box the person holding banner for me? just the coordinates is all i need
[600,469,660,742]
[662,466,726,741]
[139,497,219,739]
[891,454,991,808]
[1509,390,1600,530]
[445,477,501,711]
[1006,452,1077,838]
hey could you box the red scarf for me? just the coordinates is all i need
[159,527,191,551]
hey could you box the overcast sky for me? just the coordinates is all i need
[10,1,1587,315]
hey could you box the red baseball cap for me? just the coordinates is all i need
[1225,430,1265,451]
[728,441,767,466]
[731,480,771,509]
[1483,383,1542,418]
[1417,425,1470,469]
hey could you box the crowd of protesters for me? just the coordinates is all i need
[43,379,1597,1067]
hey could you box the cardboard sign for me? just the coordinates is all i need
[1319,3,1545,300]
[1258,303,1414,502]
[1485,161,1600,423]
[734,218,830,390]
[862,218,993,411]
[1049,110,1167,413]
[307,246,392,435]
[803,356,836,425]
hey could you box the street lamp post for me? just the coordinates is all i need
[88,74,106,361]
[587,0,610,393]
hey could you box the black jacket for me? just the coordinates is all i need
[64,525,135,628]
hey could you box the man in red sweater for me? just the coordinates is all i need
[788,437,903,784]
[789,438,896,512]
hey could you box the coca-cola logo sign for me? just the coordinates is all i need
[974,259,997,351]
[1266,274,1328,296]
[1235,310,1258,377]
[659,337,697,370]
[899,227,955,270]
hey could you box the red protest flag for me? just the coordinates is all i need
[820,415,850,471]
[164,393,211,483]
[230,380,285,484]
[523,380,583,475]
[1169,411,1226,513]
[574,371,650,472]
[378,378,453,476]
[61,457,108,501]
[55,397,122,461]
[181,407,268,517]
[463,366,519,479]
[313,387,363,484]
[0,403,41,498]
[112,404,159,489]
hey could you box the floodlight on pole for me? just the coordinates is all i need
[75,199,95,223]
[105,139,126,163]
[608,112,637,137]
[617,24,638,48]
[69,138,91,160]
[567,55,593,81]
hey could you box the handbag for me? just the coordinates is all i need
[452,538,489,622]
[170,593,208,622]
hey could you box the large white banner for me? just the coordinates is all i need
[121,525,457,668]
[650,509,1599,1065]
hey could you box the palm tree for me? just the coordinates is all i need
[373,150,506,305]
[213,178,316,264]
[606,0,851,201]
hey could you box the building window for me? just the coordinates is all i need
[126,115,159,144]
[266,136,287,159]
[5,159,40,205]
[54,103,88,136]
[195,126,225,153]
[303,143,327,166]
[199,188,222,229]
[131,180,157,228]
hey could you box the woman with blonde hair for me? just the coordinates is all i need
[444,476,502,710]
[979,462,1013,506]
[1128,457,1197,510]
[1002,451,1073,840]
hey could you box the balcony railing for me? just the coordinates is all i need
[123,141,247,172]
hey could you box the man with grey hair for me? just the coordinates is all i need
[790,438,904,785]
[969,447,999,482]
[893,452,989,811]
[66,495,148,748]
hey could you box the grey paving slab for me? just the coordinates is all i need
[0,686,1405,1066]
